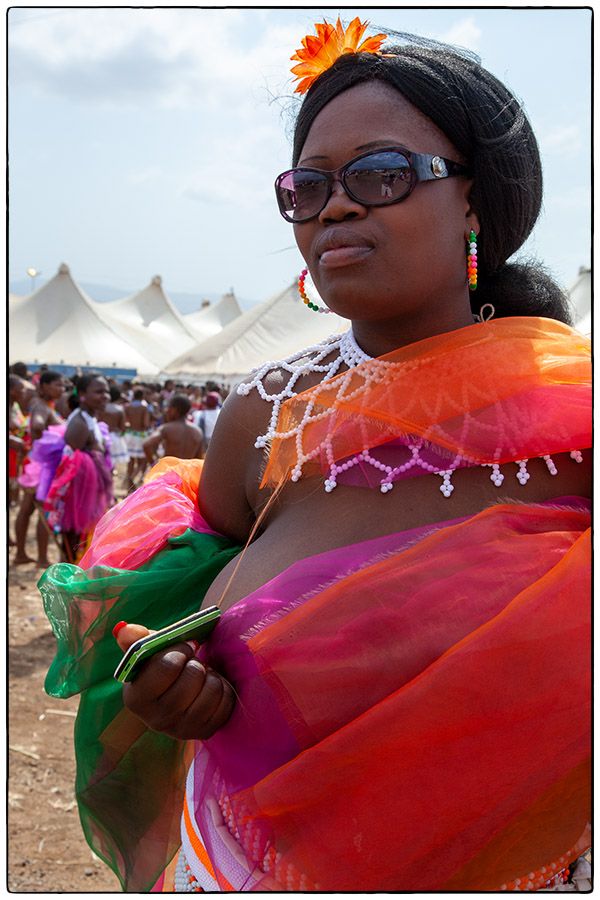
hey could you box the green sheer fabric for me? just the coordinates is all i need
[40,528,240,891]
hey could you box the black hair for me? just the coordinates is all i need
[40,369,63,387]
[169,393,191,418]
[292,35,572,324]
[77,372,104,393]
[70,372,106,407]
[109,386,121,402]
[10,362,28,379]
[133,388,145,401]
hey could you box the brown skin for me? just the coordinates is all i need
[119,83,591,741]
[65,378,110,451]
[19,380,37,414]
[116,624,234,740]
[14,377,65,566]
[9,382,26,509]
[142,408,204,464]
[124,399,151,431]
[98,402,126,433]
[124,397,152,489]
[28,378,65,441]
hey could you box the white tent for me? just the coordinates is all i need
[568,267,591,336]
[183,291,243,339]
[96,276,199,370]
[9,263,159,373]
[165,281,348,379]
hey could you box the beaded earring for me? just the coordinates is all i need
[467,229,478,291]
[298,268,331,314]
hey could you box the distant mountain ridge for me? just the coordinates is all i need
[9,279,258,314]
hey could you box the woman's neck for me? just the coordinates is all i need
[79,403,96,419]
[351,303,476,358]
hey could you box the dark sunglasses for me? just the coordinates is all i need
[275,146,470,223]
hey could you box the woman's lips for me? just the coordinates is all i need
[319,245,374,267]
[315,228,374,268]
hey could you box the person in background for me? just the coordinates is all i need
[121,380,134,403]
[193,391,222,455]
[160,379,175,409]
[144,386,162,427]
[14,370,64,566]
[55,378,73,419]
[142,393,204,465]
[9,374,27,509]
[10,362,37,413]
[43,373,113,562]
[124,388,152,491]
[31,363,48,386]
[99,386,129,474]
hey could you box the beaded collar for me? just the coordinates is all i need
[237,329,583,496]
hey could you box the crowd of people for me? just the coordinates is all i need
[9,361,225,564]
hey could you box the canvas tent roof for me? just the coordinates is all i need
[568,267,591,332]
[96,276,199,370]
[9,263,159,373]
[183,292,243,339]
[165,281,349,378]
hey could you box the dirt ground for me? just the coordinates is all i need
[8,504,121,893]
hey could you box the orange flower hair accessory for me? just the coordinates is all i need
[291,17,387,94]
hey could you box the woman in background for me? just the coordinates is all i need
[43,373,114,562]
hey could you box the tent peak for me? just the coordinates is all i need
[58,262,70,275]
[151,275,162,286]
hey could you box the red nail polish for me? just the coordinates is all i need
[112,621,127,638]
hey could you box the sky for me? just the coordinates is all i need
[8,6,592,305]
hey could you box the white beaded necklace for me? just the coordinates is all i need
[237,330,583,496]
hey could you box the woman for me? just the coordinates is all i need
[14,369,65,566]
[8,374,28,507]
[41,21,590,893]
[42,373,113,562]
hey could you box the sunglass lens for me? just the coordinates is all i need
[276,170,329,221]
[345,151,413,204]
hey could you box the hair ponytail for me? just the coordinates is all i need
[474,261,572,324]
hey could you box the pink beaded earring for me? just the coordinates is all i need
[467,229,478,291]
[298,268,331,314]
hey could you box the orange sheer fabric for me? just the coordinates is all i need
[236,503,590,890]
[262,317,591,487]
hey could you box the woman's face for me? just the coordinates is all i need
[293,82,479,331]
[82,378,110,412]
[40,377,65,402]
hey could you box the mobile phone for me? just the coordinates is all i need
[113,606,221,683]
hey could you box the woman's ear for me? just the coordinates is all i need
[463,182,480,235]
[466,211,480,238]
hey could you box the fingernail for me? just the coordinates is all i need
[112,621,127,638]
[186,639,201,653]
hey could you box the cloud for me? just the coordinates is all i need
[8,9,302,111]
[128,166,162,186]
[435,17,482,53]
[538,124,582,154]
[179,121,283,210]
[543,185,590,213]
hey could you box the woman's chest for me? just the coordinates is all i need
[205,450,589,612]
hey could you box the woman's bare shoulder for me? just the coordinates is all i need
[198,338,346,541]
[198,373,285,543]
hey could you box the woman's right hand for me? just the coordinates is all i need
[114,623,235,740]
